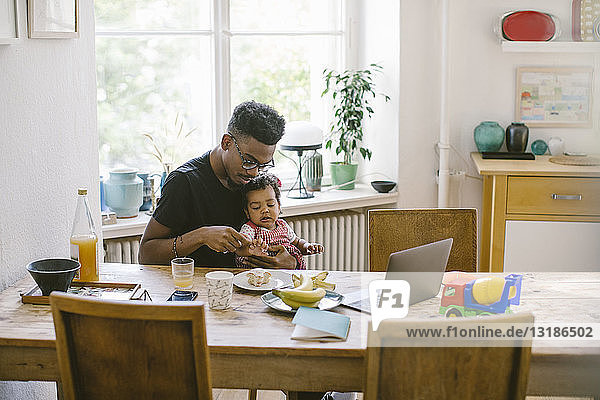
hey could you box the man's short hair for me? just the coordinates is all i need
[227,101,285,145]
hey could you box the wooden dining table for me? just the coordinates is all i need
[0,263,599,397]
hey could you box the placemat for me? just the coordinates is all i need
[549,155,600,166]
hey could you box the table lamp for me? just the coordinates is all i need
[279,121,323,199]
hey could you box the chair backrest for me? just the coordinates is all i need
[368,208,477,272]
[364,312,533,400]
[50,292,212,400]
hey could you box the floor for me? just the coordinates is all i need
[212,390,593,400]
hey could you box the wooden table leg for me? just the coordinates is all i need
[489,175,507,272]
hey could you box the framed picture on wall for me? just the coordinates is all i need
[516,66,593,128]
[27,0,79,38]
[0,0,19,44]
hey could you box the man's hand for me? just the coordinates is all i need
[201,226,251,253]
[246,244,296,269]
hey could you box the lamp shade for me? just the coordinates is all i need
[279,121,323,151]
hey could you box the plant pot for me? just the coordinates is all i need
[474,121,504,152]
[506,122,529,153]
[330,162,358,190]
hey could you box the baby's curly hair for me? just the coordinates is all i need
[240,173,281,206]
[227,101,285,145]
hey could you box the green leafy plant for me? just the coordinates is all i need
[142,112,197,173]
[321,63,390,165]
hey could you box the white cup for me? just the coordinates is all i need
[205,271,234,310]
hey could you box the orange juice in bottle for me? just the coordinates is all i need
[70,188,99,281]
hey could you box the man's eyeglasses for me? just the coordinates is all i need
[228,134,275,172]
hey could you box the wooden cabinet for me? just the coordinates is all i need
[471,153,600,272]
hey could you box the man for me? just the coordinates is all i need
[139,101,296,269]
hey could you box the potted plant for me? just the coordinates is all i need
[142,112,197,185]
[321,63,389,190]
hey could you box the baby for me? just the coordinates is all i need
[235,173,324,269]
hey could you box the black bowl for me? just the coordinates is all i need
[371,180,397,193]
[26,258,80,296]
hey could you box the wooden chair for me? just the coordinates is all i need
[364,312,533,400]
[50,292,212,400]
[368,208,477,272]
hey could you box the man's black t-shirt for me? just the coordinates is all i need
[152,151,246,267]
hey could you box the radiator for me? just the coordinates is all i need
[286,210,367,271]
[104,237,141,264]
[103,211,367,270]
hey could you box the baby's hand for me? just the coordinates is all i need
[248,237,268,256]
[304,243,324,255]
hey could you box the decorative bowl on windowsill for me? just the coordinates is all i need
[371,180,397,193]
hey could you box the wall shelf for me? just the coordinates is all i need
[501,41,600,53]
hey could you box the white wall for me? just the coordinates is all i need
[397,0,600,209]
[357,0,401,186]
[393,0,600,267]
[0,0,98,398]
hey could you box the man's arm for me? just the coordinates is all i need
[138,217,251,265]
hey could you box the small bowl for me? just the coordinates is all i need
[371,180,397,193]
[26,258,80,296]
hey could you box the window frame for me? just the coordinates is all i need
[95,0,358,179]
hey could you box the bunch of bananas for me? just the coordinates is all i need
[272,273,326,309]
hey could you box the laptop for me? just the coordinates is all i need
[341,238,453,313]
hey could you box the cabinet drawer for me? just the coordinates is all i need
[507,176,600,215]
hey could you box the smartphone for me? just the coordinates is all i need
[167,290,198,301]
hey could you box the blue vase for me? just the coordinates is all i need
[104,168,143,218]
[474,121,504,152]
[137,172,161,211]
[99,176,108,211]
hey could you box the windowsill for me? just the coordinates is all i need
[102,183,398,239]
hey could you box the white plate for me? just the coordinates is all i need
[232,270,292,291]
[261,290,344,313]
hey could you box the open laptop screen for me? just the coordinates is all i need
[342,238,453,313]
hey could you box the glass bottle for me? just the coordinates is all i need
[70,188,99,281]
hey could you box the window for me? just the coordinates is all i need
[95,0,349,181]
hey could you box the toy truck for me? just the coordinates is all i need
[439,274,522,317]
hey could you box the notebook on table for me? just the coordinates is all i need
[291,306,350,342]
[341,238,453,314]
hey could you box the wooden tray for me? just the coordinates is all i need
[20,281,141,305]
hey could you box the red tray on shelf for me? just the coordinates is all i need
[502,10,557,41]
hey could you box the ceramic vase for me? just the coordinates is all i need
[303,151,323,191]
[99,176,108,211]
[547,137,565,156]
[474,121,504,152]
[105,168,143,218]
[506,122,529,153]
[137,173,161,211]
[531,139,548,156]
